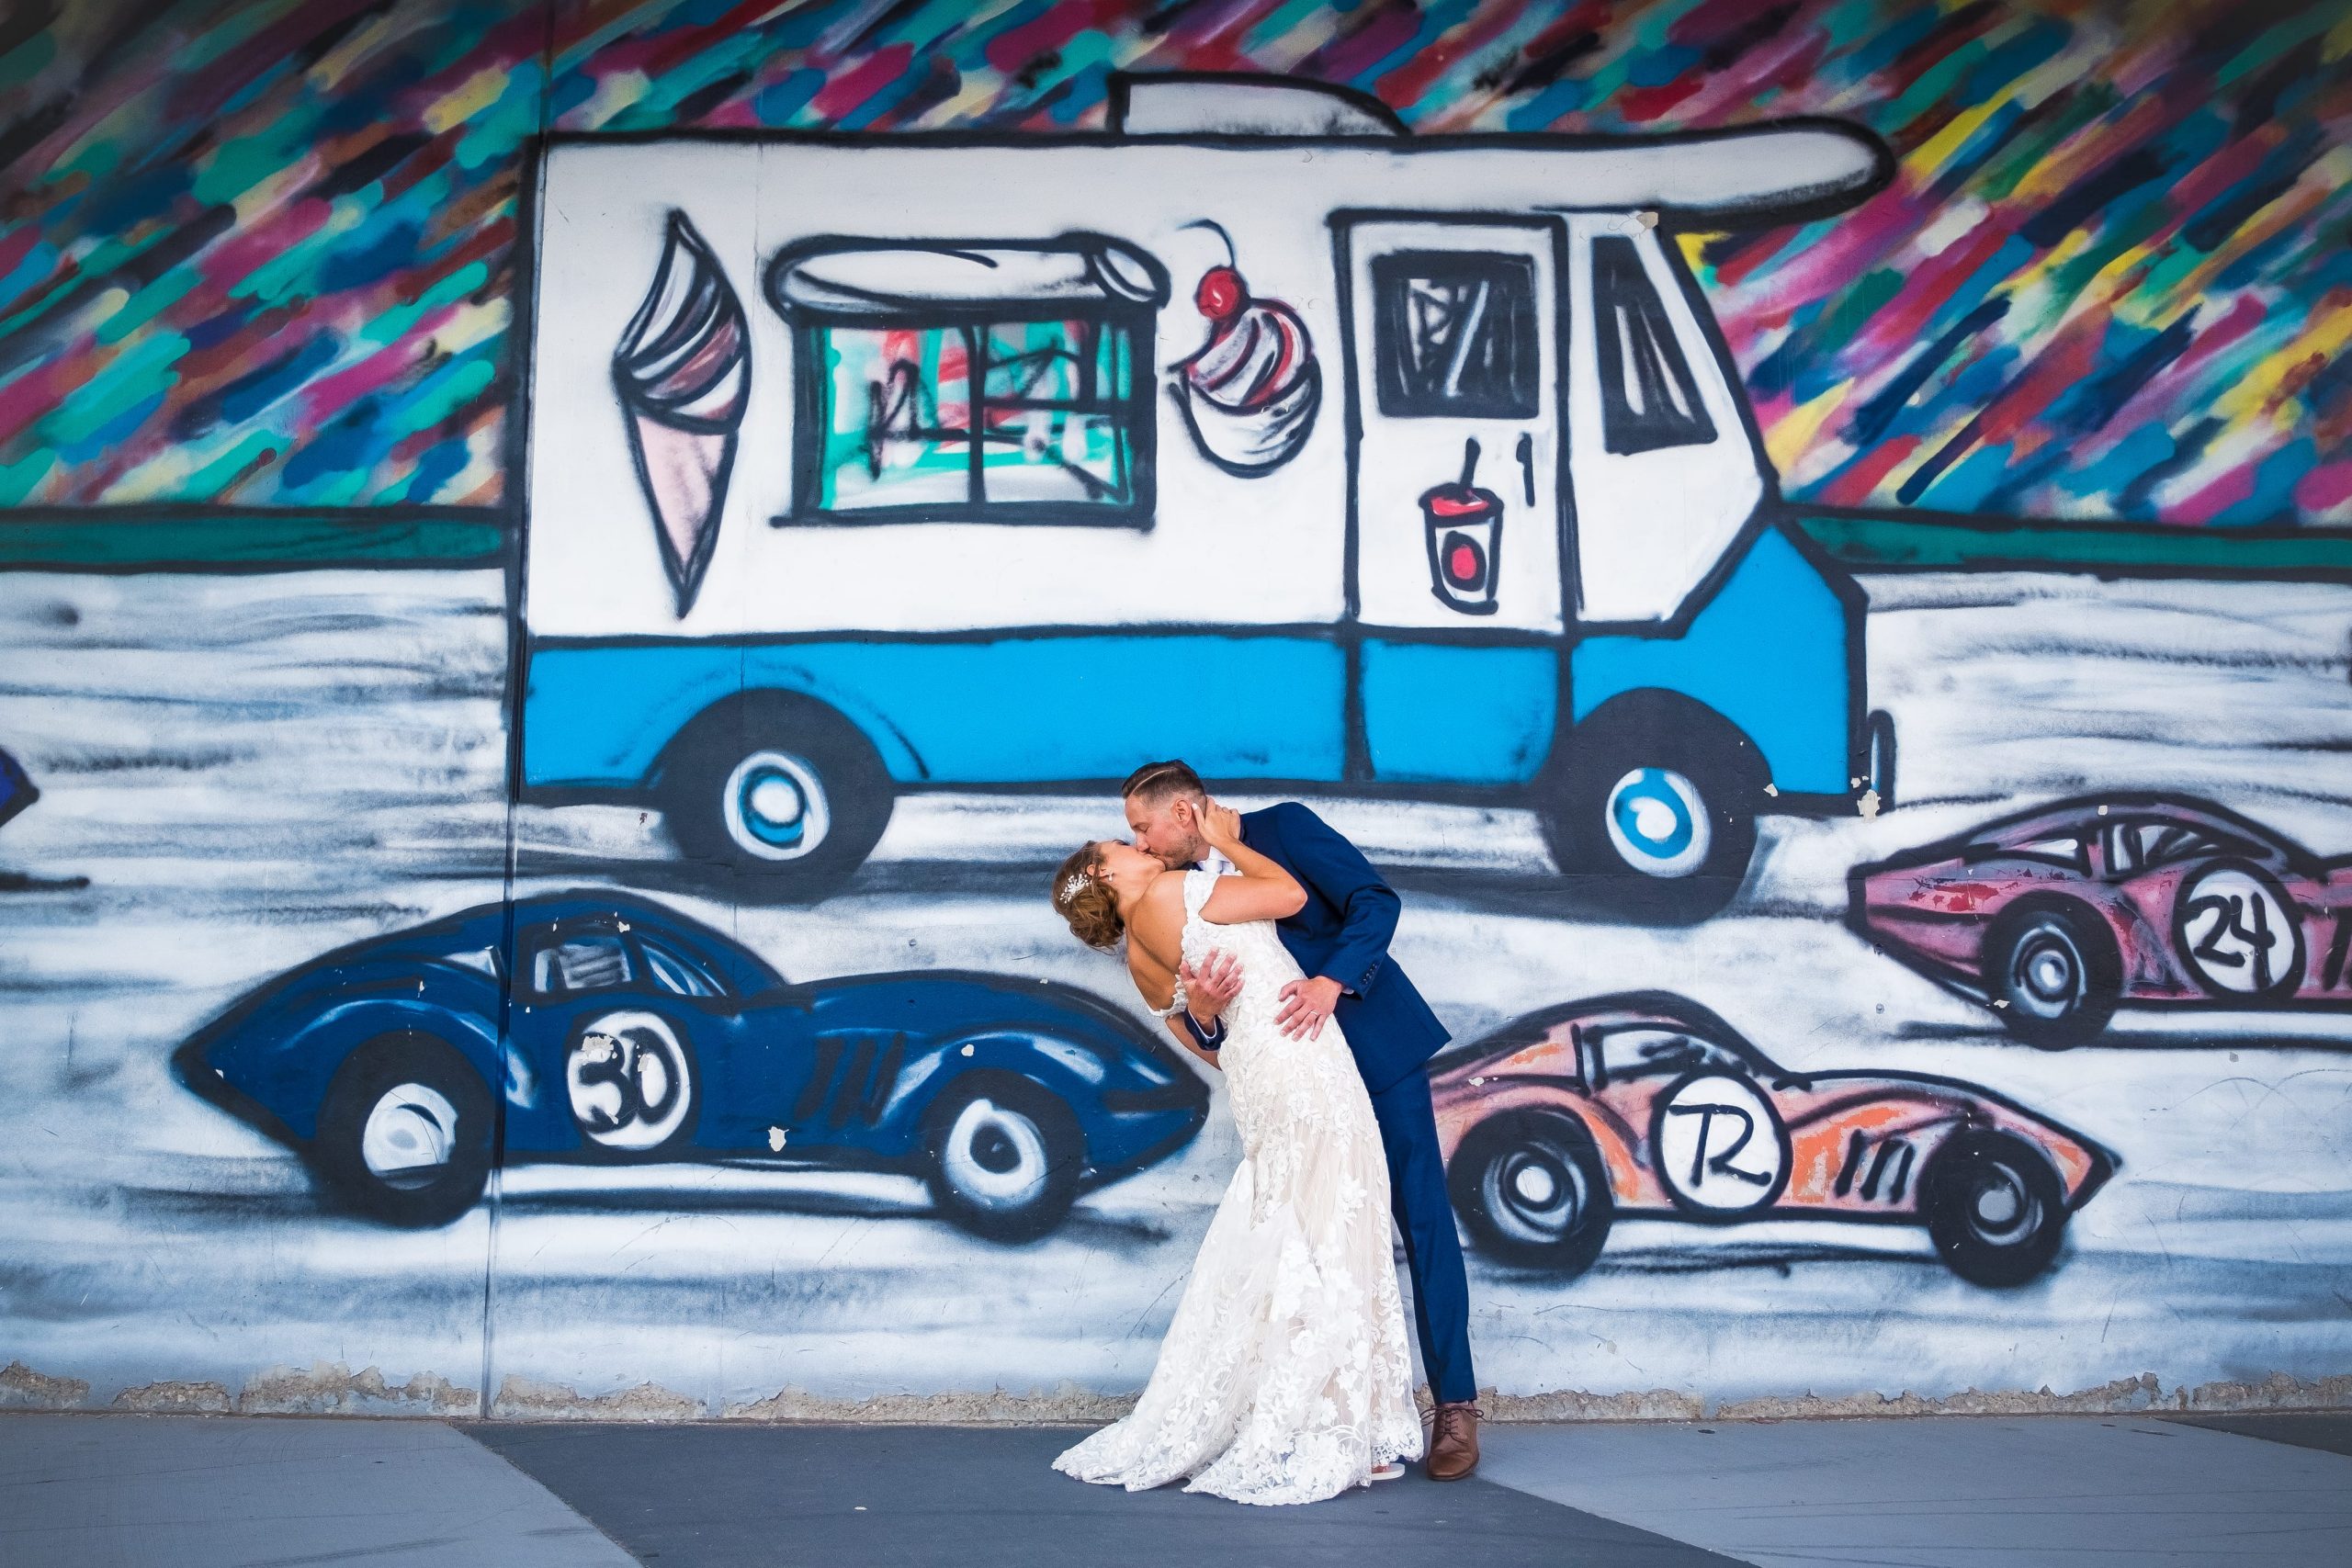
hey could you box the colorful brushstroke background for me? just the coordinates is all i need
[1,0,2347,524]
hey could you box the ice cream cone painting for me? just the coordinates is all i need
[1171,221,1319,477]
[614,211,749,617]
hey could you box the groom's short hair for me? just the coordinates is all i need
[1122,759,1204,805]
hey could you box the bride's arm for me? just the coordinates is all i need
[1196,800,1306,925]
[1126,878,1223,1072]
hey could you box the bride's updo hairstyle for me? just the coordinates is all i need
[1053,843,1124,951]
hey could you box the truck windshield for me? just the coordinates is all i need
[1591,235,1716,456]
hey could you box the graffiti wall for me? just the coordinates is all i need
[2,1,2348,1422]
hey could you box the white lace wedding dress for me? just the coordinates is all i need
[1053,869,1423,1506]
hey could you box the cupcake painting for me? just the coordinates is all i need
[1170,221,1319,477]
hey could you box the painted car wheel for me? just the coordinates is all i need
[1984,899,2120,1048]
[661,694,894,901]
[1447,1111,1614,1275]
[2175,860,2305,1001]
[922,1077,1081,1243]
[1921,1130,2068,1287]
[566,1010,697,1155]
[358,1082,464,1190]
[313,1034,493,1227]
[1601,767,1713,880]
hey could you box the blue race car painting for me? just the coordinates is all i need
[175,892,1207,1238]
[0,747,35,832]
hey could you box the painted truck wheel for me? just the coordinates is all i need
[660,694,893,899]
[922,1076,1082,1243]
[1921,1130,2069,1287]
[1447,1111,1614,1275]
[1543,694,1759,920]
[1985,898,2120,1048]
[312,1034,493,1227]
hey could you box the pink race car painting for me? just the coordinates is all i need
[1850,794,2352,1047]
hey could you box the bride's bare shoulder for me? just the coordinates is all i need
[1131,869,1186,925]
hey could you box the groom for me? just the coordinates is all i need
[1122,760,1481,1482]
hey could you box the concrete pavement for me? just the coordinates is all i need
[6,1410,2349,1566]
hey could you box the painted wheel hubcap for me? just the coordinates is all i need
[1487,1145,1582,1243]
[1603,767,1711,879]
[723,750,831,862]
[2011,930,2082,1017]
[360,1083,459,1188]
[1966,1166,2037,1240]
[941,1099,1049,1211]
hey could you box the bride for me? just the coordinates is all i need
[1046,801,1422,1506]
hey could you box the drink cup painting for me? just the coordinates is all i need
[1422,438,1503,615]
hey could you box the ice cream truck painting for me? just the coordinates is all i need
[523,74,1899,912]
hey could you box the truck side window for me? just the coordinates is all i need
[1369,252,1539,420]
[1591,236,1717,457]
[769,238,1166,526]
[811,317,1141,514]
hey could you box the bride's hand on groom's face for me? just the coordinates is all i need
[1195,798,1243,848]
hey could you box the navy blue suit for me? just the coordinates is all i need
[1198,802,1477,1404]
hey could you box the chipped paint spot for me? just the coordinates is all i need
[768,1125,788,1151]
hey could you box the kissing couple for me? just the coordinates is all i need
[1047,761,1480,1506]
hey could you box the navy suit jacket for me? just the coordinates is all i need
[1222,802,1449,1095]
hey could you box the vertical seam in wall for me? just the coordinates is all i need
[477,0,564,1424]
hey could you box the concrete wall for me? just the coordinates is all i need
[1,0,2347,1422]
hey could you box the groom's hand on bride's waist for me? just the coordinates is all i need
[1276,975,1342,1040]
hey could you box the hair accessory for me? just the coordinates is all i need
[1060,873,1092,902]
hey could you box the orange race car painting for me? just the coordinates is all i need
[1430,994,2116,1288]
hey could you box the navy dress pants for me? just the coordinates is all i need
[1364,1067,1477,1404]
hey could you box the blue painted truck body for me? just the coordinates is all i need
[524,517,1861,801]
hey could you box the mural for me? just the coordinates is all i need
[176,891,1205,1236]
[1853,794,2352,1047]
[522,88,1888,912]
[1171,219,1323,477]
[2,3,2349,1426]
[613,211,749,618]
[1430,993,2116,1287]
[0,745,33,834]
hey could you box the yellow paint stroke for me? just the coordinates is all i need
[108,446,202,504]
[2327,7,2352,62]
[2172,169,2334,310]
[412,299,507,361]
[232,154,322,227]
[1765,383,1851,473]
[2216,293,2352,424]
[424,67,509,136]
[310,13,399,91]
[576,70,650,129]
[1913,96,2007,180]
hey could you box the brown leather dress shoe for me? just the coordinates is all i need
[1426,1401,1481,1481]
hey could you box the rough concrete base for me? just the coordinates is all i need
[5,1358,2347,1422]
